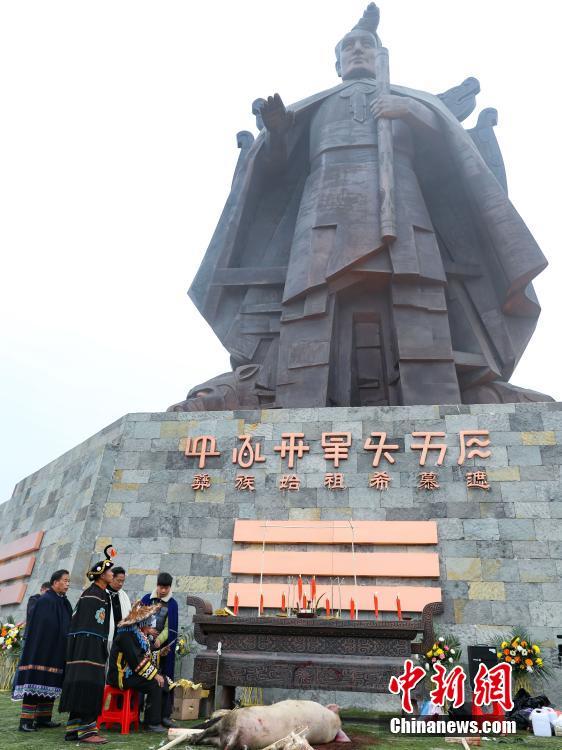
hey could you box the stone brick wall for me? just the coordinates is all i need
[0,418,124,604]
[3,402,562,706]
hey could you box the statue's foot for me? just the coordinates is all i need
[462,380,554,405]
[167,364,275,412]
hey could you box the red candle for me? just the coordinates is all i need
[282,593,286,612]
[298,575,303,601]
[350,598,356,620]
[234,594,239,616]
[326,598,331,616]
[311,576,317,602]
[396,595,402,621]
[303,595,308,609]
[260,593,264,615]
[374,592,379,620]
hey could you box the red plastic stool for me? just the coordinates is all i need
[472,699,505,732]
[97,685,140,734]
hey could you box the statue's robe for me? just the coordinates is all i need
[189,79,547,407]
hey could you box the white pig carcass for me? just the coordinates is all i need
[194,700,348,750]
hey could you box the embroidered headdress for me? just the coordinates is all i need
[117,600,161,629]
[87,544,116,581]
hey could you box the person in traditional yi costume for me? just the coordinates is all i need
[141,572,178,727]
[107,600,167,733]
[59,545,115,745]
[13,569,72,732]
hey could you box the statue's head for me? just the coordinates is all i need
[335,2,381,80]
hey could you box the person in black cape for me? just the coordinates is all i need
[25,581,51,622]
[13,569,72,732]
[59,545,115,745]
[107,600,167,733]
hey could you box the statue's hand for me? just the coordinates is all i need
[370,94,411,120]
[260,94,294,135]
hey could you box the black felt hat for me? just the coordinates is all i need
[87,544,116,581]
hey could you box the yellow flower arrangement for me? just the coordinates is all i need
[496,629,551,690]
[0,621,23,652]
[0,621,24,690]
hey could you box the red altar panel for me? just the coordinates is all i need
[233,520,437,545]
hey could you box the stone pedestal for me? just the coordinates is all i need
[4,402,562,706]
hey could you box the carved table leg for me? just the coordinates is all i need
[199,685,235,717]
[200,689,215,718]
[217,685,236,709]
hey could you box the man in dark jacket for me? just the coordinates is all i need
[25,582,50,622]
[107,600,166,733]
[14,570,72,732]
[59,545,115,744]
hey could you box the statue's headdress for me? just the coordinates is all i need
[335,3,382,75]
[87,544,116,581]
[353,2,381,39]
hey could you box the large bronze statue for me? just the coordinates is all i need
[169,4,550,412]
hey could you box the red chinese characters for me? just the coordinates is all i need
[182,428,493,479]
[369,471,391,491]
[458,430,491,465]
[235,475,256,491]
[363,432,400,466]
[324,473,345,490]
[191,473,211,491]
[429,662,467,709]
[321,432,352,467]
[279,474,301,491]
[274,433,310,469]
[466,470,491,490]
[389,661,511,715]
[473,662,513,712]
[418,471,439,490]
[388,659,426,714]
[232,435,266,469]
[411,432,447,466]
[184,436,221,468]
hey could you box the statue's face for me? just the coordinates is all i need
[339,30,377,79]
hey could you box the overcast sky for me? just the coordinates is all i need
[1,1,560,502]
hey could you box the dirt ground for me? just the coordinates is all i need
[314,732,382,749]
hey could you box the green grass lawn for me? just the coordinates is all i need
[0,693,555,750]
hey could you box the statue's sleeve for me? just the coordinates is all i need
[188,116,310,379]
[404,85,547,382]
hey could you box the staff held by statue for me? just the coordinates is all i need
[374,46,396,244]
